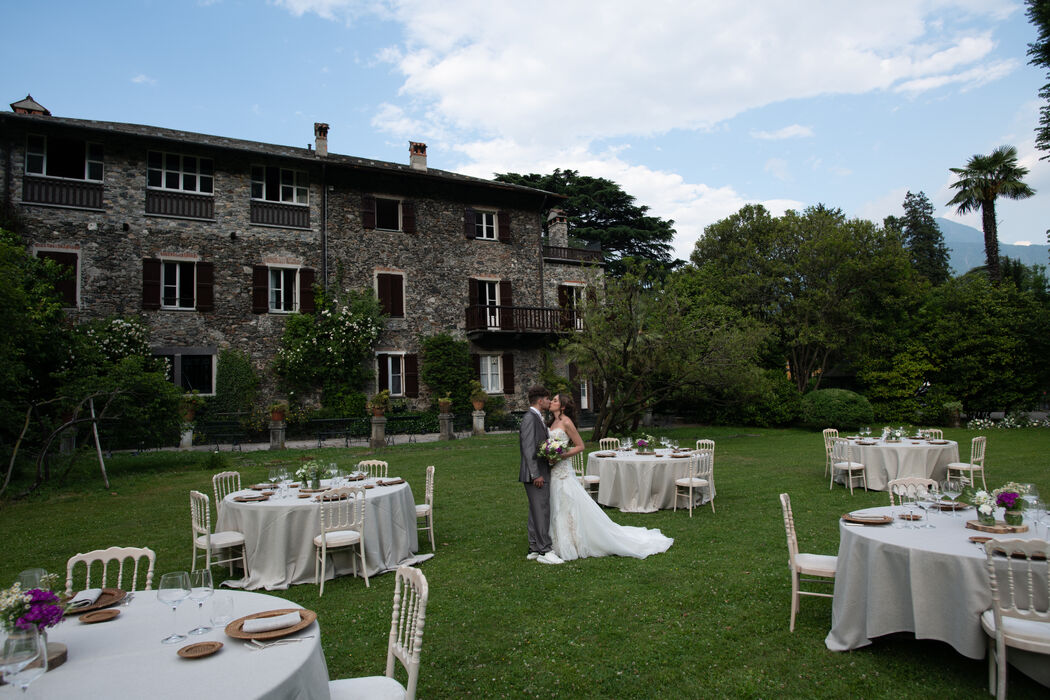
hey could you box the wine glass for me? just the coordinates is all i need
[157,571,191,644]
[941,478,963,517]
[1,629,45,693]
[187,569,214,635]
[268,467,281,489]
[918,489,937,528]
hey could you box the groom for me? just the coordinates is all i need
[520,385,562,565]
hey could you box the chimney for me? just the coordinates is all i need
[10,94,50,116]
[314,123,329,157]
[409,142,427,171]
[547,209,569,248]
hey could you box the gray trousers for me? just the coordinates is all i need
[524,480,552,554]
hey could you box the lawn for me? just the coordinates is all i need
[1,426,1047,698]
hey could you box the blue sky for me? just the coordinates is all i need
[3,1,1047,261]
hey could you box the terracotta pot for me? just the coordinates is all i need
[472,399,486,410]
[270,410,285,422]
[372,407,385,417]
[181,406,196,422]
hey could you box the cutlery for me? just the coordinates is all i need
[245,635,314,650]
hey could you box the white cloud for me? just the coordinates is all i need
[764,158,791,182]
[751,124,813,140]
[131,74,156,85]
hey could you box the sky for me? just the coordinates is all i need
[2,0,1047,262]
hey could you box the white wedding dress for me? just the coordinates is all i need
[548,428,673,561]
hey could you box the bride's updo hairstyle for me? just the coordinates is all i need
[554,392,577,423]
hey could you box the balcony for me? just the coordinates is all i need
[250,200,310,229]
[465,305,582,348]
[145,189,214,220]
[542,245,604,265]
[22,175,104,210]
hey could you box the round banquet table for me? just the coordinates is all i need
[826,505,1049,688]
[586,449,714,513]
[837,438,959,491]
[217,478,422,591]
[32,590,329,699]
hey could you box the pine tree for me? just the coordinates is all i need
[898,191,951,285]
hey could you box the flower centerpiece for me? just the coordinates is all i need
[2,574,65,634]
[966,489,997,525]
[538,436,569,462]
[295,459,330,489]
[993,482,1026,526]
[635,434,657,453]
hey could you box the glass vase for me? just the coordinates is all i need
[1004,510,1023,527]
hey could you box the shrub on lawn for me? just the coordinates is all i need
[800,388,874,429]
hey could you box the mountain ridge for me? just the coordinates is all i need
[934,218,1048,273]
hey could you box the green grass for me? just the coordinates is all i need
[2,427,1048,698]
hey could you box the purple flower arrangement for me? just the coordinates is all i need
[995,490,1022,510]
[1,584,66,633]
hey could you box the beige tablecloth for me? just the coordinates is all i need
[40,590,329,699]
[586,450,714,513]
[826,505,1048,687]
[218,479,423,590]
[840,439,959,491]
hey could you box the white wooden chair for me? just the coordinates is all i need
[829,438,867,494]
[822,428,839,477]
[921,428,944,440]
[359,460,388,479]
[415,466,436,552]
[315,486,368,595]
[190,490,248,575]
[65,546,156,596]
[674,449,714,516]
[329,566,429,700]
[573,452,600,498]
[779,493,837,632]
[887,477,939,507]
[212,470,242,517]
[947,435,987,490]
[598,438,620,451]
[981,538,1050,699]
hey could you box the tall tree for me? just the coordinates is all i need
[889,191,951,285]
[947,145,1036,285]
[494,169,676,274]
[1028,0,1050,159]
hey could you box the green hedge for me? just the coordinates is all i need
[800,388,874,429]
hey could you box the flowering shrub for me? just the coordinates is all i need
[966,417,996,430]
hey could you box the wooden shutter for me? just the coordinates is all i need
[142,258,161,310]
[252,265,269,313]
[402,201,416,233]
[377,274,392,315]
[463,208,476,239]
[499,281,514,330]
[404,354,419,398]
[468,279,479,306]
[502,353,515,395]
[37,250,78,307]
[298,268,315,312]
[377,354,389,392]
[497,211,511,243]
[362,195,376,230]
[378,273,403,317]
[195,261,214,311]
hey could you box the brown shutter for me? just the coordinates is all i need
[377,274,392,315]
[195,261,214,311]
[467,279,479,330]
[502,353,515,395]
[38,250,78,307]
[392,275,404,317]
[143,258,161,310]
[377,354,389,392]
[464,208,476,239]
[252,265,269,313]
[499,281,514,330]
[404,353,419,397]
[497,211,511,243]
[471,353,480,377]
[299,268,315,313]
[468,278,479,306]
[402,201,416,233]
[362,195,376,229]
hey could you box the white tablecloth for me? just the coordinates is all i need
[840,439,959,491]
[586,450,714,513]
[217,479,422,590]
[826,505,1049,687]
[38,590,329,699]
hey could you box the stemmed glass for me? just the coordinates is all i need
[187,569,214,635]
[1029,499,1047,538]
[917,490,937,528]
[268,467,281,490]
[157,571,191,644]
[1,628,46,693]
[941,478,963,517]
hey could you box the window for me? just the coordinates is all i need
[376,198,400,230]
[464,208,510,242]
[579,380,590,410]
[251,166,308,205]
[479,280,499,328]
[376,353,418,397]
[154,350,215,394]
[162,261,196,309]
[35,250,79,307]
[142,259,214,311]
[476,211,496,239]
[479,354,502,393]
[376,273,405,318]
[269,268,298,312]
[26,134,103,181]
[362,195,416,233]
[147,151,213,193]
[558,284,585,330]
[468,278,513,331]
[251,265,315,314]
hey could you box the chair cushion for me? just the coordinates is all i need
[582,475,600,484]
[675,477,709,487]
[314,530,361,548]
[946,462,979,470]
[833,461,864,470]
[329,675,407,699]
[981,609,1050,651]
[795,553,837,577]
[196,531,245,548]
[415,504,431,517]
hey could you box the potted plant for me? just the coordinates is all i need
[268,400,288,422]
[469,380,487,410]
[180,390,205,422]
[369,390,390,417]
[437,392,452,414]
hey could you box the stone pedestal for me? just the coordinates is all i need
[370,415,387,449]
[472,409,486,436]
[269,420,285,450]
[60,428,76,454]
[180,427,194,449]
[438,412,454,441]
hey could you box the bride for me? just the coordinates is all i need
[547,393,673,561]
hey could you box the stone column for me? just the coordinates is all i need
[472,409,486,436]
[370,415,387,449]
[180,425,194,450]
[269,420,285,450]
[439,412,455,441]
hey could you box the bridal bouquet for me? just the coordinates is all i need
[1,575,65,632]
[538,437,569,462]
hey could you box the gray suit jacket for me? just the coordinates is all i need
[519,409,549,483]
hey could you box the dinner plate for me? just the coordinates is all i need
[298,488,327,494]
[377,478,405,486]
[969,535,993,544]
[225,609,317,640]
[178,641,223,659]
[64,587,126,615]
[841,513,893,525]
[594,452,616,458]
[250,484,272,490]
[928,440,949,445]
[233,494,270,503]
[935,501,970,511]
[80,609,120,624]
[669,454,692,458]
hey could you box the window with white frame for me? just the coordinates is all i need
[475,210,496,239]
[154,350,215,394]
[478,280,500,328]
[26,134,103,181]
[579,380,590,410]
[381,354,405,396]
[251,165,308,205]
[269,267,299,313]
[162,260,196,309]
[479,354,502,393]
[147,151,213,193]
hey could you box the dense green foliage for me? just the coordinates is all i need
[418,333,473,412]
[800,388,875,428]
[1028,0,1050,159]
[208,349,258,416]
[885,191,951,284]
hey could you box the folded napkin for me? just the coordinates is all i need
[378,478,405,486]
[70,588,103,608]
[242,611,301,633]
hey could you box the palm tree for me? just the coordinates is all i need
[947,145,1035,284]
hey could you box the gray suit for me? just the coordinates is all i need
[520,408,552,554]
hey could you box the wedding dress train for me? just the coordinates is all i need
[548,428,673,561]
